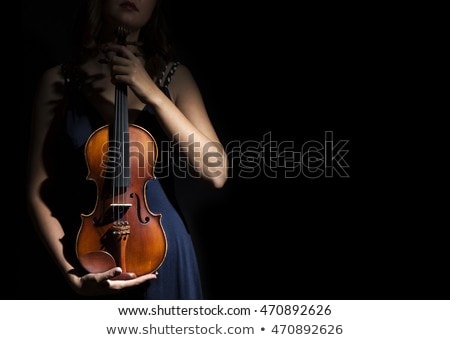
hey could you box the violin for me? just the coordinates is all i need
[76,26,167,278]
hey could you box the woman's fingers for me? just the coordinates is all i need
[78,268,157,295]
[107,272,158,290]
[102,43,137,59]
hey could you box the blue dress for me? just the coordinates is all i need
[49,62,203,299]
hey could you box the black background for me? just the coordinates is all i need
[19,1,446,300]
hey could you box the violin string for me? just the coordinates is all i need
[120,84,126,223]
[113,85,119,223]
[119,25,128,226]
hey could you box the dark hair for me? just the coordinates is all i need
[71,0,175,77]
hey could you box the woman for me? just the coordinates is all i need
[26,0,227,299]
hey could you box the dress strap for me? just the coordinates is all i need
[157,61,181,88]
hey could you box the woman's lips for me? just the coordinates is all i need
[120,1,139,11]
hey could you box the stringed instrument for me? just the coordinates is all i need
[75,26,167,278]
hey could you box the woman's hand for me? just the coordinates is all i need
[101,43,159,105]
[67,267,157,296]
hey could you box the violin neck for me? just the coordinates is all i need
[113,83,130,187]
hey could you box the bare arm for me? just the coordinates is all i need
[26,66,156,296]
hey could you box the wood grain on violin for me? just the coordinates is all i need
[75,26,167,278]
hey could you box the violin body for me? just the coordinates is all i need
[76,123,167,277]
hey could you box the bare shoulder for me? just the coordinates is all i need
[34,64,66,102]
[38,64,64,86]
[169,63,201,102]
[171,63,196,87]
[33,65,66,118]
[173,63,193,78]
